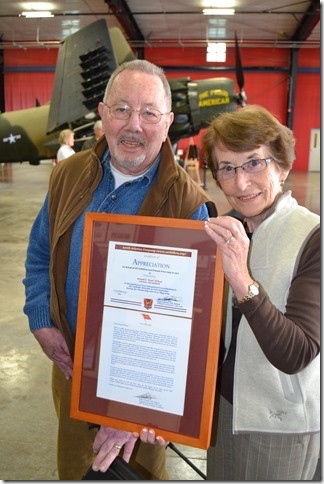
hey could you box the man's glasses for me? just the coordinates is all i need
[103,103,170,124]
[213,157,274,181]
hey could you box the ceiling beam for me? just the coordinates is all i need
[290,0,320,42]
[104,0,144,42]
[0,9,320,18]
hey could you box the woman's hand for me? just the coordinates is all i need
[92,426,138,472]
[204,216,254,300]
[133,428,169,446]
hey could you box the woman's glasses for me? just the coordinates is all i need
[213,157,274,181]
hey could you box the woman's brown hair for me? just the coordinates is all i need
[203,105,296,173]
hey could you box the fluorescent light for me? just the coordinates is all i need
[21,10,54,17]
[203,8,235,15]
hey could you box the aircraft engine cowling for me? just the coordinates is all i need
[168,77,238,143]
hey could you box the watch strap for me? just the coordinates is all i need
[238,281,260,304]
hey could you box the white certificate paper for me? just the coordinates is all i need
[97,242,198,415]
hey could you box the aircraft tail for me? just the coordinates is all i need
[47,19,135,133]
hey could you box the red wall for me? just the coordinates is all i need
[3,45,319,171]
[4,49,58,111]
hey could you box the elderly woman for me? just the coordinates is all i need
[203,105,320,480]
[56,128,75,163]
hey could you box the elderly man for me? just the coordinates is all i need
[23,59,215,480]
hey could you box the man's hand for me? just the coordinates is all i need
[92,427,138,472]
[33,327,73,379]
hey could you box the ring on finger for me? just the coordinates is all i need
[226,235,235,245]
[113,444,123,450]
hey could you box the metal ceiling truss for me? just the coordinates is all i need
[0,0,320,50]
[290,0,320,42]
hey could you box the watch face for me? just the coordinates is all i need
[250,283,259,296]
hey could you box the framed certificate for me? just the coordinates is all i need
[71,213,224,449]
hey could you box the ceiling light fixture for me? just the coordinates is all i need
[21,10,54,17]
[203,8,235,15]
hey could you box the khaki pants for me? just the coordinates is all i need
[52,364,169,480]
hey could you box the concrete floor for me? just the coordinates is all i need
[0,161,320,480]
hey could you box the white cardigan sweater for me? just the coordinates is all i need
[223,192,320,434]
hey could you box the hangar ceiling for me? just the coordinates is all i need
[0,0,320,50]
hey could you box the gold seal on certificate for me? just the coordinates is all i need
[143,298,153,310]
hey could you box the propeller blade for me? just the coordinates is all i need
[235,31,244,90]
[235,32,247,106]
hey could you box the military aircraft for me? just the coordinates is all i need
[0,19,245,165]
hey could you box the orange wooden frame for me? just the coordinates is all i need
[71,213,224,449]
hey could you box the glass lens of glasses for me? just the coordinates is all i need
[217,166,235,179]
[217,158,268,180]
[110,105,131,119]
[244,159,265,173]
[140,109,161,123]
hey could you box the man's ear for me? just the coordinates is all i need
[165,112,174,140]
[98,102,104,118]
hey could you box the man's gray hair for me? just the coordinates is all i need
[94,120,103,130]
[103,59,172,111]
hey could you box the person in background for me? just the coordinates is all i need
[56,128,75,163]
[203,105,320,480]
[23,59,215,481]
[81,120,104,150]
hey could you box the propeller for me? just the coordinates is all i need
[235,32,247,106]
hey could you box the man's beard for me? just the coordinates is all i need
[114,152,146,169]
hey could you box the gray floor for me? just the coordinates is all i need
[0,161,320,480]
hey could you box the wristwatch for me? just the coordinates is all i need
[235,281,260,305]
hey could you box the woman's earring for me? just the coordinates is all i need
[280,180,285,187]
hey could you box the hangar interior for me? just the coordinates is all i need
[0,0,320,480]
